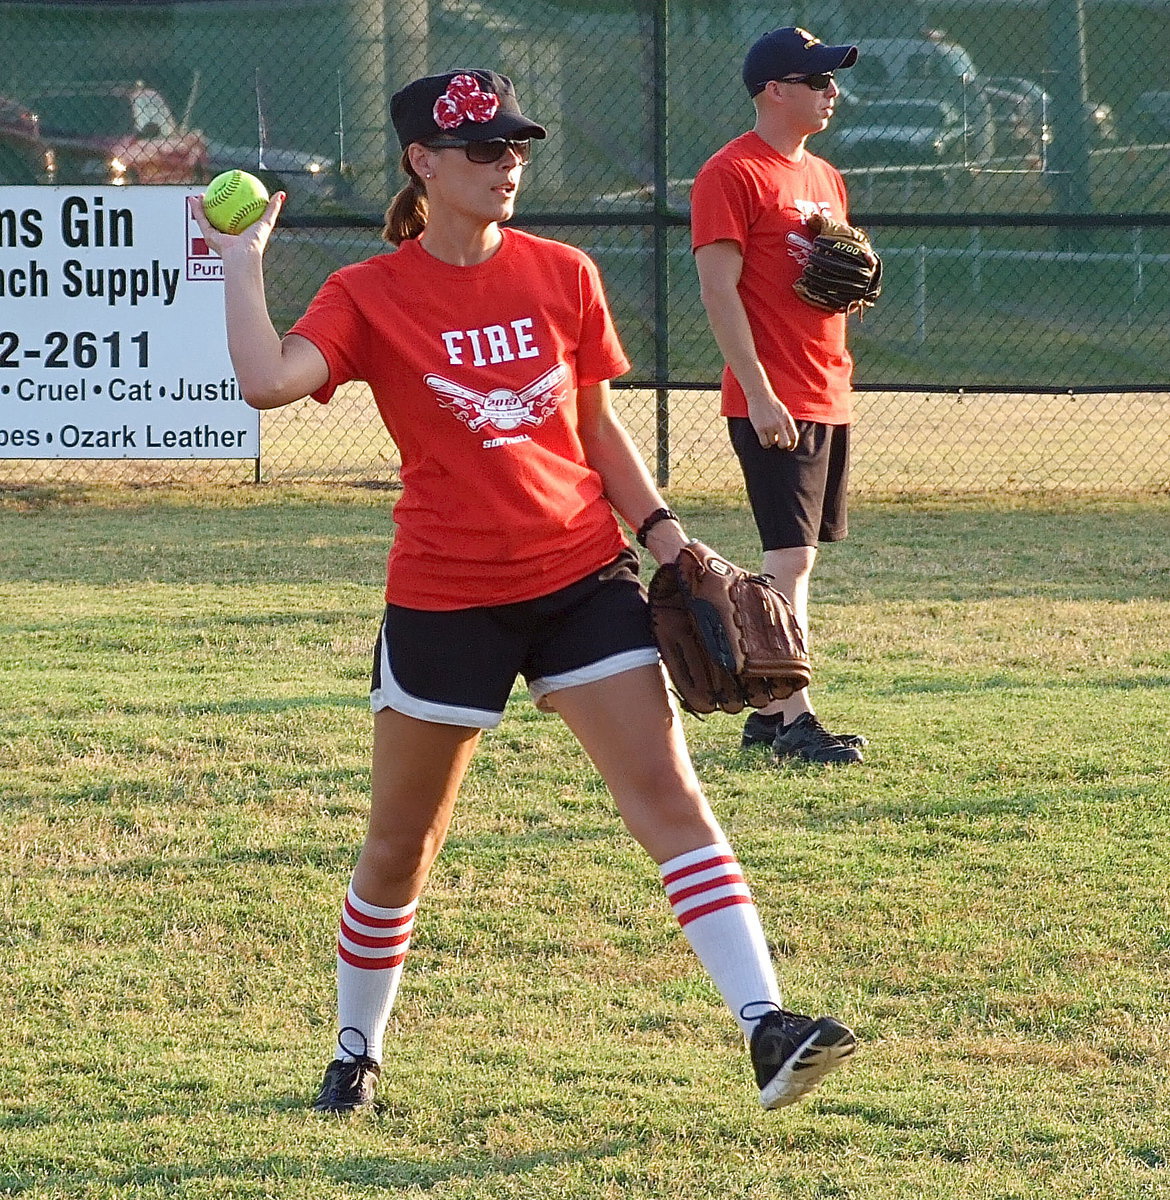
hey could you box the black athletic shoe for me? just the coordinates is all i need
[313,1027,380,1114]
[742,711,867,751]
[744,1003,857,1109]
[772,712,864,764]
[742,711,784,748]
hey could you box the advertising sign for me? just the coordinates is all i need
[0,186,258,459]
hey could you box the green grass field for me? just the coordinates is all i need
[2,486,1169,1198]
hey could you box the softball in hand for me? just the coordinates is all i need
[202,169,270,234]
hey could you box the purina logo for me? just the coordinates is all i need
[186,201,223,282]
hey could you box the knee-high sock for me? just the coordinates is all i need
[335,884,416,1062]
[660,842,781,1036]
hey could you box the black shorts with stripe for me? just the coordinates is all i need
[370,547,660,728]
[728,417,850,550]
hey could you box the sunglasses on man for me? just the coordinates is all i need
[422,137,532,164]
[778,72,836,91]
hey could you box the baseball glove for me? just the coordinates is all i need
[647,541,811,715]
[793,214,882,316]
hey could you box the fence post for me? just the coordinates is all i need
[915,245,928,346]
[652,0,670,487]
[1133,226,1144,300]
[1046,0,1094,249]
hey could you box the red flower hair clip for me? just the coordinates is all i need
[433,74,501,131]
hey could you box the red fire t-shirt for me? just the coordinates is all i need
[691,131,854,424]
[288,229,631,609]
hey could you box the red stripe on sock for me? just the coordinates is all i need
[674,893,754,927]
[344,896,415,929]
[337,942,408,971]
[339,918,412,951]
[665,871,745,906]
[661,852,738,887]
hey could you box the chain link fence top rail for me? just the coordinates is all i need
[1,0,1168,493]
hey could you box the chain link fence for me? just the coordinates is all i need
[2,0,1169,493]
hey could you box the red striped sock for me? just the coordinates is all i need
[660,842,781,1035]
[335,884,416,1062]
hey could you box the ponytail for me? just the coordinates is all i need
[382,150,428,245]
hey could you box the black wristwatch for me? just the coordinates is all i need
[636,507,679,547]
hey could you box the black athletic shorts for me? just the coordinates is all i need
[370,547,660,728]
[728,417,850,550]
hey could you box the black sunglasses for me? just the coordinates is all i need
[422,137,532,164]
[778,72,835,91]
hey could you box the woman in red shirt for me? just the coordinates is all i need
[190,68,855,1115]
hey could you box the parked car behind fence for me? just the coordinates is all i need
[845,33,996,165]
[985,75,1115,162]
[831,97,966,168]
[1131,90,1170,142]
[26,82,209,185]
[204,141,356,217]
[0,96,53,183]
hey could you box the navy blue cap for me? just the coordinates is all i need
[742,27,858,97]
[391,70,547,150]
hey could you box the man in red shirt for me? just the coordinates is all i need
[692,26,867,764]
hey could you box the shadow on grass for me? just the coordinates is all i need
[1,1103,632,1192]
[9,611,366,635]
[102,1143,636,1192]
[4,1151,634,1195]
[7,764,370,810]
[4,493,1170,601]
[177,694,367,717]
[817,1098,938,1130]
[44,825,618,883]
[881,674,1170,695]
[61,844,359,879]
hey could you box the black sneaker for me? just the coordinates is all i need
[772,712,863,764]
[744,1003,857,1109]
[743,711,867,751]
[742,711,783,748]
[313,1027,380,1114]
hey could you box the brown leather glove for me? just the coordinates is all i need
[647,542,810,715]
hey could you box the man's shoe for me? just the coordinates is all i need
[746,1004,857,1109]
[772,712,863,764]
[742,711,782,748]
[743,711,866,751]
[313,1027,380,1114]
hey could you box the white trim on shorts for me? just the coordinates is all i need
[527,647,661,706]
[370,634,506,729]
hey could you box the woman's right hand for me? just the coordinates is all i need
[186,191,285,261]
[643,517,690,566]
[745,389,798,451]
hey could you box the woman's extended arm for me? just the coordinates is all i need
[576,380,689,565]
[187,194,329,409]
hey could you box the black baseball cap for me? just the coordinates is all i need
[742,27,858,97]
[390,70,547,149]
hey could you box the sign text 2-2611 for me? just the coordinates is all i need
[0,331,150,370]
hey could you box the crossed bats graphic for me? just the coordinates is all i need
[424,363,569,433]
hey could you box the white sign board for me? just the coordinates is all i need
[0,186,258,459]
